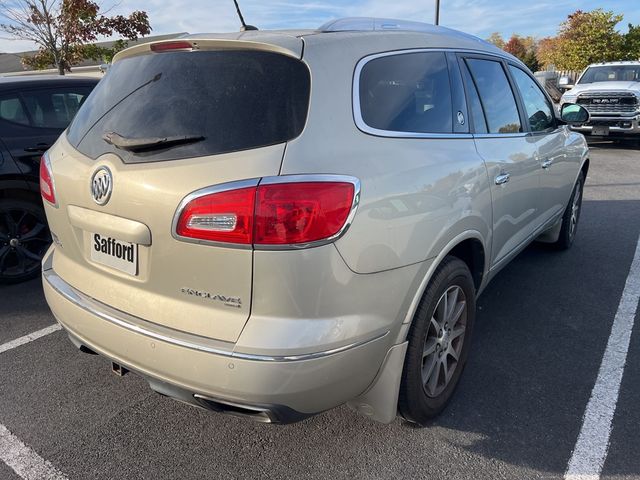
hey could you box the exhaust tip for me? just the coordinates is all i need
[111,362,129,377]
[193,394,273,423]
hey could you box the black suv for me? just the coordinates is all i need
[0,75,98,283]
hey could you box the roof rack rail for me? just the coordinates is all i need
[318,17,435,33]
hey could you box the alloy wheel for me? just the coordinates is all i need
[421,285,467,398]
[0,207,51,280]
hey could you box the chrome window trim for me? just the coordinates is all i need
[353,49,473,139]
[44,267,387,362]
[353,48,517,139]
[473,132,530,139]
[171,174,361,251]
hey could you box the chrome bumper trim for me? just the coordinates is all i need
[43,267,388,362]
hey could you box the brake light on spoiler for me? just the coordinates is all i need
[150,41,194,52]
[174,175,360,248]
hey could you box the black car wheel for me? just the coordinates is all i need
[398,256,476,426]
[553,172,584,250]
[0,199,51,284]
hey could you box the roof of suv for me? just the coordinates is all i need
[121,17,514,64]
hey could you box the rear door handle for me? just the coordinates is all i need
[495,173,510,185]
[541,159,553,169]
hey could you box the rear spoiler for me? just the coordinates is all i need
[112,37,302,64]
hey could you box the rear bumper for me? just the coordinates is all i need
[42,251,390,422]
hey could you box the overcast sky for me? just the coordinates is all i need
[1,0,639,53]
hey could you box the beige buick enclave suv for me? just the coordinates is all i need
[41,18,590,425]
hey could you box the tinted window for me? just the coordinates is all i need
[359,52,453,134]
[67,50,311,163]
[466,59,522,134]
[509,66,554,132]
[22,87,92,129]
[460,61,487,134]
[0,96,29,126]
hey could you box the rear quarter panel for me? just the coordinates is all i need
[282,36,492,274]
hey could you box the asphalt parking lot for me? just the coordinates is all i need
[1,140,639,480]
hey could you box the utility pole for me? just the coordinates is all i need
[435,0,440,25]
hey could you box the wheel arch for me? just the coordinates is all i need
[348,230,488,424]
[396,230,488,344]
[580,157,590,179]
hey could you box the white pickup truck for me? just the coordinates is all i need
[560,61,640,138]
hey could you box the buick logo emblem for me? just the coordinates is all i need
[90,167,113,205]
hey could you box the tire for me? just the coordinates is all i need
[0,198,51,284]
[399,256,476,426]
[553,171,585,250]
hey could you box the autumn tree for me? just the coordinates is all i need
[504,36,526,59]
[623,23,640,60]
[489,34,541,72]
[0,0,151,75]
[486,32,505,49]
[536,37,562,70]
[537,9,624,71]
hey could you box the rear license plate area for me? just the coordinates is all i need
[90,233,138,276]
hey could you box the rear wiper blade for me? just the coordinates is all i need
[102,132,205,152]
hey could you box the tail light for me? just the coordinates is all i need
[176,186,255,245]
[174,176,359,248]
[39,152,57,207]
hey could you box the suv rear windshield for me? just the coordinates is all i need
[67,50,311,163]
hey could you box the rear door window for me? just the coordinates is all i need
[67,50,311,163]
[358,51,453,134]
[22,87,93,129]
[459,61,488,134]
[465,58,522,134]
[0,87,92,130]
[0,96,29,126]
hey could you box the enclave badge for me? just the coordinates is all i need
[180,287,242,308]
[91,166,113,205]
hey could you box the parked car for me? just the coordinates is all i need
[41,18,590,425]
[0,75,98,283]
[560,61,640,138]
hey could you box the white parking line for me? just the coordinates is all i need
[0,424,67,480]
[565,235,640,480]
[0,324,62,355]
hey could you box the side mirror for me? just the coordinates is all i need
[560,103,589,125]
[99,64,110,74]
[558,76,574,90]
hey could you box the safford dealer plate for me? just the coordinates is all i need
[90,232,138,275]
